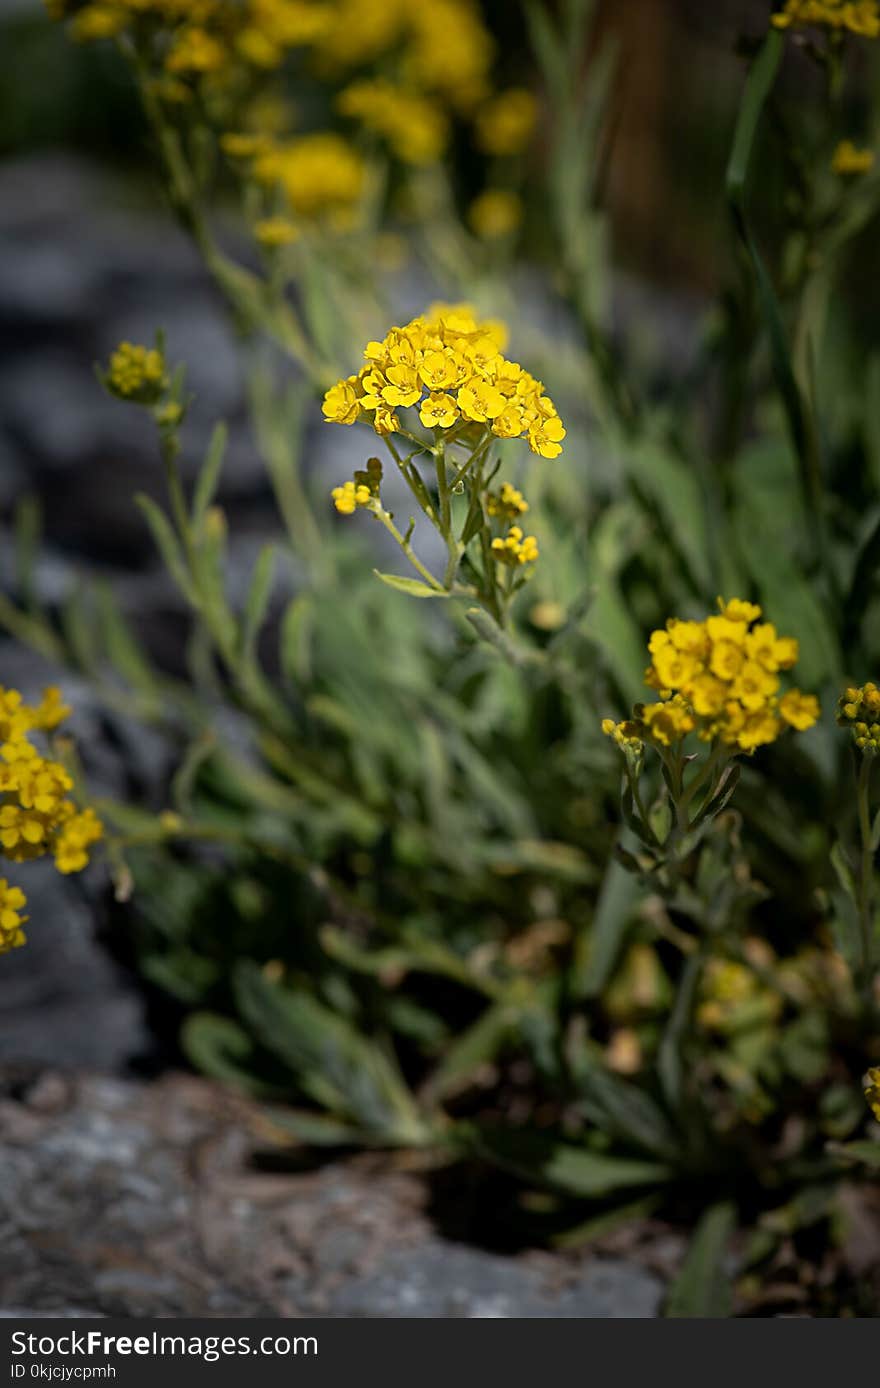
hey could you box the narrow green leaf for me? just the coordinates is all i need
[471,1126,671,1198]
[573,856,641,998]
[826,1139,880,1169]
[576,1064,679,1160]
[664,1201,737,1318]
[279,594,313,687]
[136,493,196,602]
[241,543,277,662]
[725,30,783,206]
[234,962,426,1143]
[192,421,228,529]
[373,570,448,598]
[831,839,857,902]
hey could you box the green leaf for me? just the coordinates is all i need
[241,543,277,663]
[831,839,857,902]
[573,856,641,998]
[725,30,783,206]
[664,1201,737,1318]
[233,961,426,1143]
[826,1139,880,1170]
[181,1012,277,1099]
[471,1126,671,1198]
[422,1001,515,1106]
[576,1064,679,1160]
[373,570,448,598]
[192,421,228,529]
[280,594,313,687]
[628,439,710,590]
[96,582,159,695]
[136,493,196,603]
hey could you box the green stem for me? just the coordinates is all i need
[370,505,445,591]
[856,751,876,998]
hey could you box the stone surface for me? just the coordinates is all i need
[0,1070,665,1318]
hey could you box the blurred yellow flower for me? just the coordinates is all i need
[468,189,523,240]
[832,140,875,174]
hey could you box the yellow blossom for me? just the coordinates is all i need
[468,190,523,240]
[254,217,301,247]
[603,600,819,753]
[106,341,167,404]
[487,483,529,519]
[0,879,27,954]
[837,682,880,750]
[331,480,371,515]
[419,393,459,429]
[322,306,565,455]
[772,0,880,36]
[832,140,875,175]
[475,88,538,155]
[491,525,539,567]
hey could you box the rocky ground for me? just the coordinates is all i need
[0,1068,671,1318]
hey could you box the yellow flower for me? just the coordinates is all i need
[527,415,566,459]
[419,393,459,428]
[70,5,127,41]
[468,190,523,240]
[772,0,880,36]
[487,483,528,519]
[475,88,538,155]
[322,306,565,454]
[641,696,696,747]
[458,377,506,422]
[338,79,448,164]
[652,644,699,691]
[832,140,875,175]
[322,377,360,425]
[0,879,27,954]
[53,808,104,875]
[254,217,300,247]
[606,600,818,754]
[732,660,779,712]
[255,134,365,224]
[837,681,880,749]
[165,27,227,76]
[106,341,167,404]
[779,690,820,731]
[0,685,103,954]
[602,718,643,751]
[491,525,539,567]
[331,480,372,515]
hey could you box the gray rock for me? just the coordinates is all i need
[0,1071,665,1318]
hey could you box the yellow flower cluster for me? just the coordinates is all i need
[0,686,104,954]
[487,483,529,519]
[321,305,566,457]
[836,682,880,750]
[603,599,820,754]
[337,79,448,166]
[0,878,28,955]
[331,480,371,515]
[832,140,875,175]
[106,342,167,404]
[866,1066,880,1121]
[49,0,538,207]
[490,525,539,567]
[330,457,382,516]
[771,0,880,36]
[251,133,365,225]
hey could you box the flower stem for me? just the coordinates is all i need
[856,751,876,1000]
